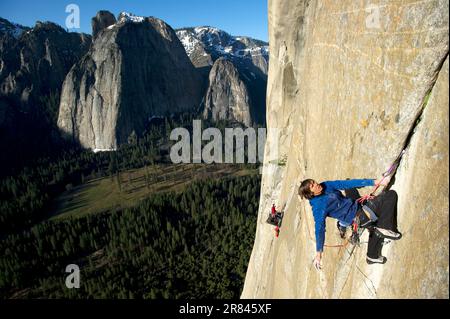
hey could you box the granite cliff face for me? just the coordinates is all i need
[0,18,91,172]
[92,11,116,39]
[176,27,269,125]
[242,0,448,298]
[203,58,252,126]
[57,12,202,151]
[0,19,91,111]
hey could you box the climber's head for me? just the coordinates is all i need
[298,179,323,199]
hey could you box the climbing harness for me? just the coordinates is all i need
[348,211,374,247]
[349,216,362,246]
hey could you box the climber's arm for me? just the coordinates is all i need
[311,203,326,270]
[313,208,326,253]
[313,212,325,270]
[324,179,375,191]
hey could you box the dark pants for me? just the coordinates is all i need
[357,190,399,258]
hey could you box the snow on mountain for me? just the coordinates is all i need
[105,12,145,30]
[176,29,202,55]
[117,12,145,23]
[175,26,269,62]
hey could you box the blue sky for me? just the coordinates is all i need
[0,0,268,41]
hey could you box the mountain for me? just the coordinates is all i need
[57,12,203,152]
[176,26,269,125]
[0,18,91,111]
[242,0,449,298]
[92,10,117,39]
[176,26,269,74]
[203,57,252,126]
[0,17,91,174]
[0,18,30,39]
[1,11,268,166]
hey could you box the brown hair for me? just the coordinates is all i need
[298,179,315,200]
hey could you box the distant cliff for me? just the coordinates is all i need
[203,57,253,126]
[176,26,269,74]
[57,12,202,151]
[0,17,91,174]
[0,18,91,109]
[176,27,269,125]
[242,0,448,298]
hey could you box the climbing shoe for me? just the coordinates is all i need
[337,221,347,239]
[374,227,402,240]
[366,256,387,265]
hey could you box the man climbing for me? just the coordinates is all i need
[271,203,283,222]
[298,178,401,270]
[268,203,284,237]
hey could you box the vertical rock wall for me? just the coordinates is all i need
[242,0,448,298]
[203,57,253,126]
[58,15,202,151]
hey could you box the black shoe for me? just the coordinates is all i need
[337,221,347,239]
[366,256,387,264]
[374,227,402,240]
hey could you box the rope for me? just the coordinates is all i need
[357,149,406,203]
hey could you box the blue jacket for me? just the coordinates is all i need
[308,179,375,252]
